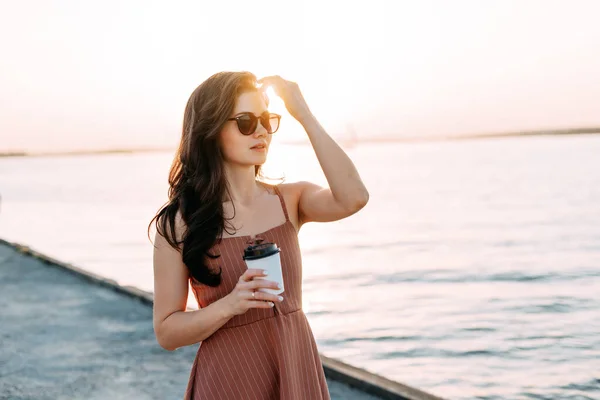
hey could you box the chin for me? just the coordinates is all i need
[254,157,268,165]
[241,156,267,166]
[251,153,268,162]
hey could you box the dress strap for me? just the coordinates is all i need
[272,185,290,222]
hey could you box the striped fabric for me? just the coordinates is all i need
[184,185,331,399]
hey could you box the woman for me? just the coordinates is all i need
[149,71,369,399]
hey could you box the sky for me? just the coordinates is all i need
[1,0,600,153]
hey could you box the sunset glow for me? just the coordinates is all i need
[1,0,600,153]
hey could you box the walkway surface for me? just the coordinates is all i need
[0,242,383,400]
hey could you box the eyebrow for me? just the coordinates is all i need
[233,110,269,117]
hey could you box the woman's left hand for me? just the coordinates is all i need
[258,75,313,124]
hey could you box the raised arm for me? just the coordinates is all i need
[295,113,369,224]
[259,75,369,225]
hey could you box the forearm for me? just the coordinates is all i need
[300,114,369,207]
[156,297,233,351]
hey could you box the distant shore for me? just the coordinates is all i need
[0,147,173,158]
[432,127,600,142]
[2,127,599,157]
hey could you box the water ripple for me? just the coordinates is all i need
[366,269,600,284]
[321,335,423,346]
[378,348,520,359]
[558,378,600,392]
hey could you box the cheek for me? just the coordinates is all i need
[220,127,245,160]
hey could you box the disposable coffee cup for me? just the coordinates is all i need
[243,241,284,295]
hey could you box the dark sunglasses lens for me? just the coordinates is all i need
[270,115,280,133]
[237,115,257,135]
[261,114,280,134]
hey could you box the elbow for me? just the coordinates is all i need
[341,193,369,216]
[157,338,177,352]
[359,190,370,208]
[154,323,177,351]
[351,189,369,212]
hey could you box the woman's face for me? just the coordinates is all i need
[220,90,273,167]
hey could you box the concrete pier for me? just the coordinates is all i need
[0,239,443,400]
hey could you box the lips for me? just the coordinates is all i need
[251,143,267,149]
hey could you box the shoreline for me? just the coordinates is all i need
[2,127,599,158]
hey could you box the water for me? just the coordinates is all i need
[1,135,599,399]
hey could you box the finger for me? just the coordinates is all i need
[258,76,276,84]
[248,300,275,308]
[251,290,283,303]
[258,75,285,88]
[248,279,280,290]
[240,269,267,282]
[236,281,250,290]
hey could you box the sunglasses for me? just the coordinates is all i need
[227,111,281,135]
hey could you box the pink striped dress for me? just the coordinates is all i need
[184,185,331,399]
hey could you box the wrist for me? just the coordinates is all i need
[216,296,234,320]
[295,109,315,126]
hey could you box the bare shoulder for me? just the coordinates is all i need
[279,180,368,225]
[275,181,305,198]
[271,182,303,231]
[275,180,324,200]
[154,208,186,247]
[172,209,187,243]
[273,181,320,230]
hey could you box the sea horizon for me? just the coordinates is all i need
[2,126,599,158]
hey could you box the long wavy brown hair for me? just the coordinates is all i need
[148,71,271,287]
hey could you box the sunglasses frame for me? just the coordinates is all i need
[227,111,281,135]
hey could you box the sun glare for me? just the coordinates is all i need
[264,86,285,115]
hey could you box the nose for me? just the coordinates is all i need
[253,119,268,137]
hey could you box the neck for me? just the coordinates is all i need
[223,164,263,205]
